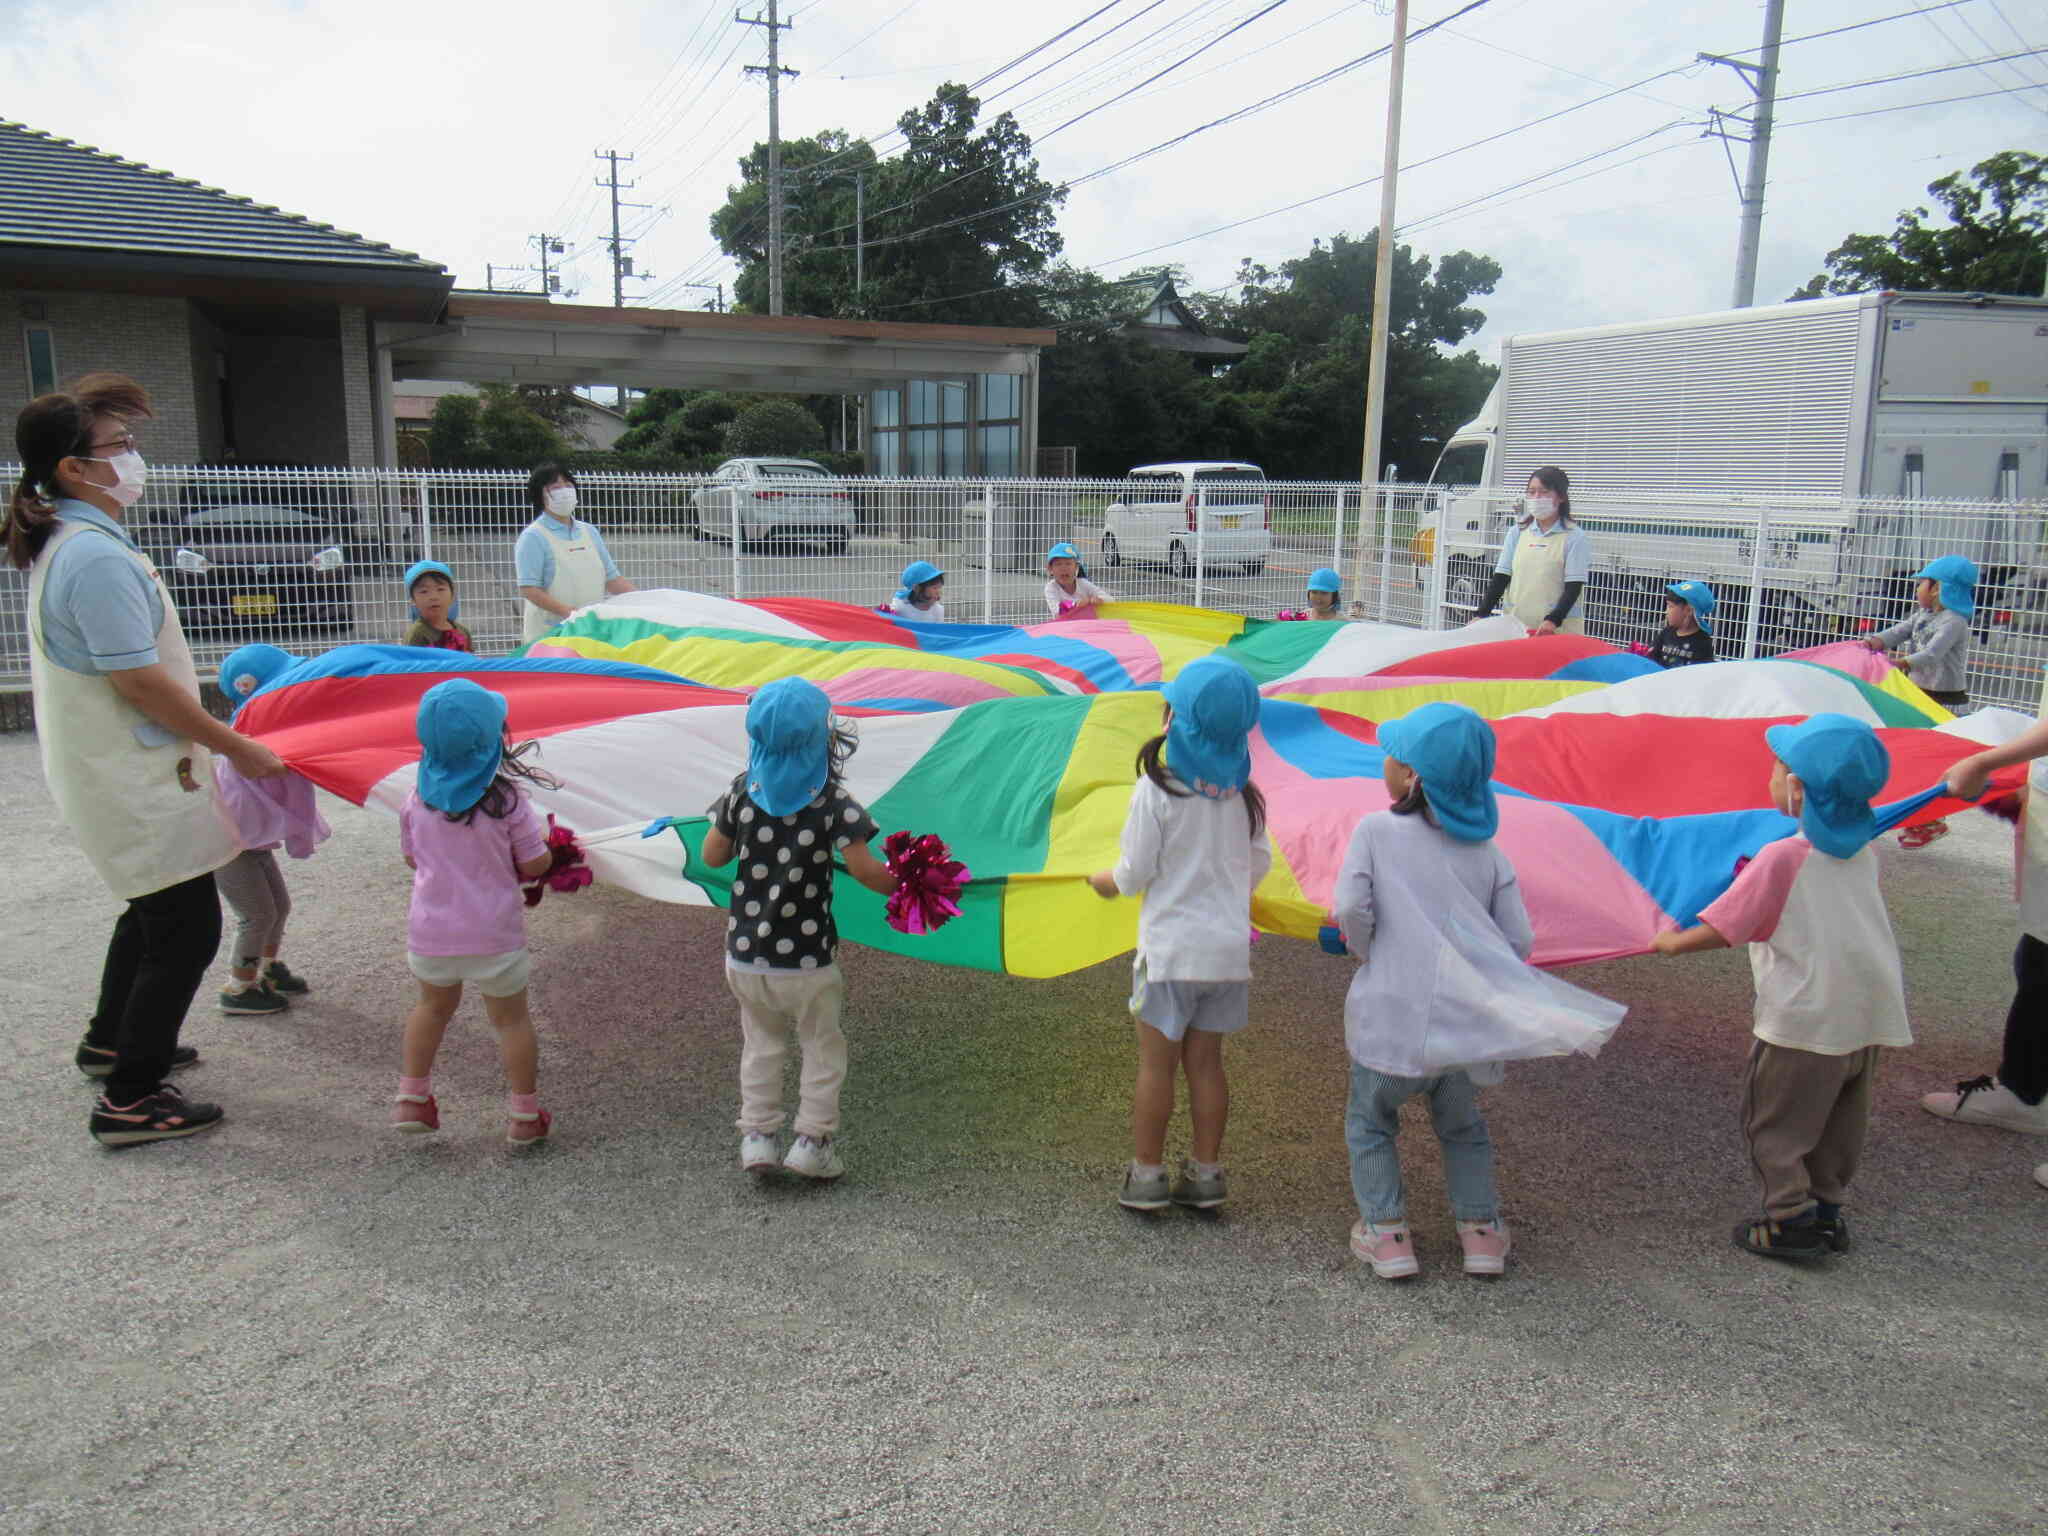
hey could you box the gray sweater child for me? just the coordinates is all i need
[1873,607,1971,696]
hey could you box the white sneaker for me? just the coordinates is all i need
[740,1132,779,1172]
[783,1133,844,1180]
[1919,1076,2048,1135]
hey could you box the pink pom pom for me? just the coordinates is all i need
[882,830,971,936]
[523,816,591,907]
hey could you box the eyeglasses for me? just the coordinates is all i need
[86,432,138,454]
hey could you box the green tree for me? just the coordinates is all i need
[1791,151,2048,299]
[424,387,567,468]
[711,84,1065,323]
[723,399,826,457]
[425,393,480,468]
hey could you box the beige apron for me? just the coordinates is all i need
[520,518,611,643]
[27,518,239,899]
[1504,521,1587,635]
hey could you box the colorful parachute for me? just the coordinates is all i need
[236,592,2025,978]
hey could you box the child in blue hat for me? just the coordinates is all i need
[1865,555,1975,710]
[886,560,946,621]
[700,677,899,1181]
[1044,541,1111,615]
[214,645,321,1015]
[1654,713,1912,1262]
[1649,580,1716,668]
[1305,568,1346,622]
[1087,657,1273,1213]
[392,679,560,1145]
[1332,702,1620,1280]
[403,560,473,652]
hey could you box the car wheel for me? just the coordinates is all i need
[1443,564,1486,627]
[1168,542,1191,580]
[1101,532,1121,568]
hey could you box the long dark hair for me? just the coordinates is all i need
[527,461,576,513]
[1519,465,1572,527]
[1135,732,1267,836]
[1387,775,1437,826]
[444,737,562,825]
[8,373,153,570]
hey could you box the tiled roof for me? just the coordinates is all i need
[0,120,446,274]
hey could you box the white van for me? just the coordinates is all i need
[1100,461,1271,577]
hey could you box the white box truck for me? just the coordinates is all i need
[1415,291,2048,651]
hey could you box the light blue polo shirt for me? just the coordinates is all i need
[1494,519,1592,582]
[513,515,621,590]
[36,500,165,675]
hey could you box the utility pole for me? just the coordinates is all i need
[675,283,726,312]
[1354,0,1408,609]
[855,170,864,298]
[595,150,656,409]
[1701,0,1784,308]
[738,0,799,316]
[529,232,572,297]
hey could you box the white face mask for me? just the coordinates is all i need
[1527,493,1558,522]
[90,450,148,508]
[544,485,577,518]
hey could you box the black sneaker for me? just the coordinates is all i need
[90,1084,224,1147]
[75,1038,199,1080]
[1813,1210,1851,1254]
[261,961,309,996]
[1733,1215,1831,1263]
[219,984,289,1016]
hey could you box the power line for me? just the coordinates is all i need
[966,1,1130,92]
[982,1,1175,107]
[1769,47,2048,103]
[1941,0,2048,92]
[1718,0,1973,56]
[1910,0,2048,113]
[811,0,924,75]
[1438,26,1698,111]
[1772,77,2048,126]
[1035,0,1297,144]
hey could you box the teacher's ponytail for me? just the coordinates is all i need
[7,374,153,570]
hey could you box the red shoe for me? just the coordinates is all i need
[391,1094,439,1134]
[507,1108,552,1147]
[1898,820,1949,850]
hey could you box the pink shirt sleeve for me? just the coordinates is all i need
[506,791,549,865]
[1699,835,1810,947]
[398,797,417,864]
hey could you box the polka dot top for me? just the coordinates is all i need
[709,776,879,971]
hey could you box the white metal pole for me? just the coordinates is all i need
[982,481,995,623]
[1354,0,1408,600]
[415,476,432,561]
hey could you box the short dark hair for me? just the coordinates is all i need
[526,461,577,513]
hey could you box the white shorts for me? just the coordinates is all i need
[1129,958,1249,1042]
[408,948,532,997]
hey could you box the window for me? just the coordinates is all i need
[1432,442,1487,486]
[907,428,939,476]
[943,426,965,476]
[23,326,56,397]
[873,432,900,476]
[871,389,899,428]
[1899,451,1924,499]
[980,373,1018,421]
[941,382,967,425]
[978,425,1019,478]
[759,461,829,479]
[908,380,938,426]
[1996,450,2020,502]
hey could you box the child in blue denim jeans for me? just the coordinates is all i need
[1331,702,1621,1281]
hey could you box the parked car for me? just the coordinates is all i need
[688,458,854,552]
[133,503,352,635]
[1100,462,1271,577]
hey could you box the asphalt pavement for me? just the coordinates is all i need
[2,732,2043,1536]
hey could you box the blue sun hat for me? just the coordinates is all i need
[896,559,945,602]
[1764,713,1890,859]
[1161,656,1261,799]
[1377,701,1499,843]
[1914,555,1978,619]
[405,559,460,620]
[746,676,833,816]
[1307,567,1342,595]
[415,678,508,814]
[1665,579,1717,635]
[1046,541,1081,565]
[218,644,302,702]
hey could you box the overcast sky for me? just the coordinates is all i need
[6,0,2044,361]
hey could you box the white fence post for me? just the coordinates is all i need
[1193,509,1206,614]
[1427,491,1450,632]
[1377,482,1395,621]
[1741,501,1771,661]
[982,481,995,624]
[729,494,744,600]
[415,475,432,561]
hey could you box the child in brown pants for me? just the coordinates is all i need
[1653,714,1912,1261]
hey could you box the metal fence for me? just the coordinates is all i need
[1,463,2042,710]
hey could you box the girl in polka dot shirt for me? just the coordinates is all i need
[700,678,898,1181]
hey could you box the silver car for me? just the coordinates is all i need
[688,458,854,552]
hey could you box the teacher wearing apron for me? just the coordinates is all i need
[8,373,284,1146]
[1473,466,1590,635]
[514,462,634,644]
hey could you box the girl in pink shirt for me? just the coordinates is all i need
[391,679,558,1145]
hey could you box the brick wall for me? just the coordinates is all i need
[229,329,347,463]
[4,291,203,461]
[339,305,377,469]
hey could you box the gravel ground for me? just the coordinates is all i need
[2,730,2044,1536]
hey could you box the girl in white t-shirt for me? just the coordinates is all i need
[1045,541,1110,614]
[1089,657,1271,1213]
[885,560,945,621]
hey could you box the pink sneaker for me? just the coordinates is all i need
[1457,1219,1511,1276]
[507,1108,552,1147]
[391,1094,439,1134]
[1349,1220,1419,1279]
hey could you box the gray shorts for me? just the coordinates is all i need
[1129,959,1249,1042]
